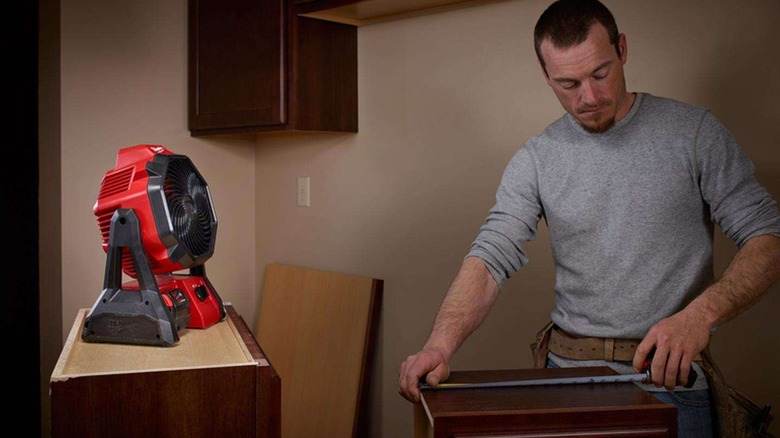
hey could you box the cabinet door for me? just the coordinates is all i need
[189,0,285,133]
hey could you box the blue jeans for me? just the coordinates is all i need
[545,359,714,437]
[652,390,714,438]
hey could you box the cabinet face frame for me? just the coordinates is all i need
[415,368,678,438]
[188,0,287,133]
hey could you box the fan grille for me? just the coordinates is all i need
[163,158,214,258]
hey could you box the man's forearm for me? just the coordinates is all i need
[686,234,780,329]
[634,234,780,386]
[423,256,500,360]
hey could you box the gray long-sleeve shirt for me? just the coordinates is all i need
[468,93,780,339]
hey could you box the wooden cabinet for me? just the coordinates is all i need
[188,0,357,135]
[415,367,678,438]
[50,305,280,438]
[188,0,511,135]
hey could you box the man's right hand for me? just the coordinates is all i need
[398,257,500,403]
[398,348,450,403]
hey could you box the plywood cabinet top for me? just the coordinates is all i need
[51,307,263,379]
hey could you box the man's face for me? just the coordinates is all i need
[539,23,631,133]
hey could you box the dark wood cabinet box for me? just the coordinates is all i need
[415,367,678,438]
[188,0,357,135]
[50,305,280,438]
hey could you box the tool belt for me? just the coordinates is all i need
[547,324,702,362]
[530,321,773,437]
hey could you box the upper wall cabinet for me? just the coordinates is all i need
[188,0,506,136]
[188,0,358,135]
[300,0,511,27]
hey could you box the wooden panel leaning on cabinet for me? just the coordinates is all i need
[50,305,280,438]
[256,263,383,438]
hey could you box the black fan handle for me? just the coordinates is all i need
[103,209,157,293]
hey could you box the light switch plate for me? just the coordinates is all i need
[297,176,310,207]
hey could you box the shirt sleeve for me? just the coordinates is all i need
[467,144,545,288]
[695,112,780,247]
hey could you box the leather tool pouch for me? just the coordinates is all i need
[700,347,773,437]
[530,320,555,369]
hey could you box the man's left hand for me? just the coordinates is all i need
[632,309,710,390]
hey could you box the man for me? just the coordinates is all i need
[398,0,780,436]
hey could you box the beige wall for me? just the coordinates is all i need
[54,0,780,437]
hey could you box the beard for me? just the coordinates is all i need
[575,92,635,134]
[580,115,616,133]
[575,103,616,134]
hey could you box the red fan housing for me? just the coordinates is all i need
[83,144,225,346]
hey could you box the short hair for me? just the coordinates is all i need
[534,0,620,69]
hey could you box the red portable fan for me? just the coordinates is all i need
[82,144,226,346]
